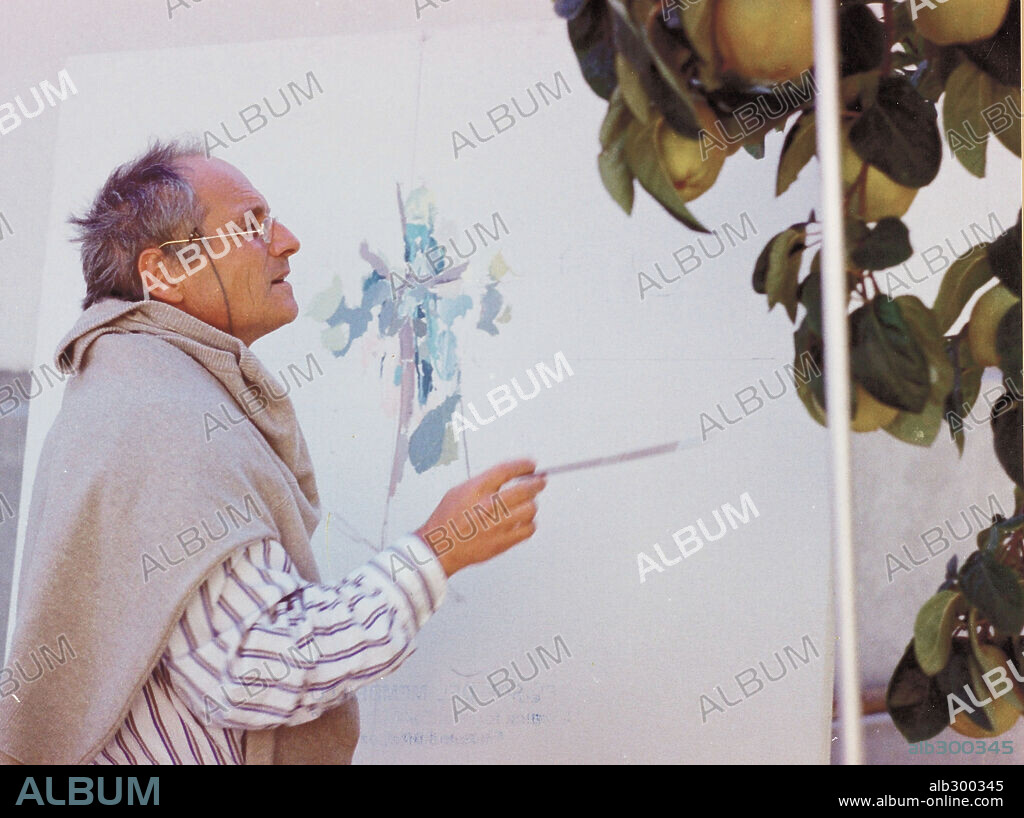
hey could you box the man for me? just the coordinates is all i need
[0,140,545,765]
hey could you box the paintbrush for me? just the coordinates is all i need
[511,435,707,482]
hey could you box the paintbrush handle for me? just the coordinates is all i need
[516,435,706,481]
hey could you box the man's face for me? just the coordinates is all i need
[153,156,301,346]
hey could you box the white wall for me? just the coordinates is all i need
[3,0,839,764]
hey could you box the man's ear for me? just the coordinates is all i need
[137,247,185,304]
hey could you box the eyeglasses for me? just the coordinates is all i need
[157,215,275,250]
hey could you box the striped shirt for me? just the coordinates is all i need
[90,534,447,765]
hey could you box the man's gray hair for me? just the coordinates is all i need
[69,138,207,309]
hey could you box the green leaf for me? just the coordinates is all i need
[598,144,635,215]
[762,228,805,322]
[884,400,945,447]
[943,61,994,178]
[959,550,1024,635]
[743,137,765,160]
[943,335,983,455]
[567,0,618,100]
[997,302,1022,382]
[849,75,942,188]
[850,297,931,413]
[988,211,1022,297]
[600,87,634,149]
[776,113,817,197]
[793,318,827,427]
[850,218,913,270]
[887,640,953,742]
[914,590,966,676]
[623,116,710,233]
[989,83,1021,158]
[607,1,700,138]
[931,249,993,334]
[598,90,636,214]
[614,52,651,124]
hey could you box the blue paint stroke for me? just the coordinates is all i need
[477,283,505,336]
[409,393,460,473]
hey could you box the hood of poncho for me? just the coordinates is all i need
[0,299,357,765]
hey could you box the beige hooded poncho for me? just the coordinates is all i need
[0,299,359,764]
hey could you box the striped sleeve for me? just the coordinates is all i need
[162,534,447,731]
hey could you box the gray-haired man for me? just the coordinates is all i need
[0,141,545,765]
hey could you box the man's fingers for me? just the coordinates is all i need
[474,458,536,492]
[502,500,538,528]
[506,521,537,548]
[495,475,546,509]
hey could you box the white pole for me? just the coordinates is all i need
[812,0,865,764]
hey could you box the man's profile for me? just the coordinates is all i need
[0,139,545,765]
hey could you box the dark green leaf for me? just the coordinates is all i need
[850,297,931,413]
[894,296,954,395]
[992,394,1024,487]
[885,294,951,447]
[1001,634,1024,681]
[887,640,954,742]
[961,0,1020,87]
[799,264,822,336]
[839,2,885,76]
[988,212,1022,297]
[935,640,993,731]
[752,239,771,295]
[567,0,618,101]
[912,47,963,103]
[641,4,712,129]
[849,75,942,188]
[959,549,1024,634]
[943,335,983,455]
[851,217,913,270]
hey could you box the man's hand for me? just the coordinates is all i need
[414,459,546,578]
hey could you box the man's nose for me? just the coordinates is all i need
[271,220,300,257]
